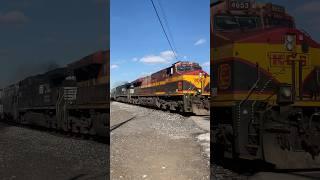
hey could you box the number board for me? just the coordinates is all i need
[228,0,251,10]
[269,52,309,67]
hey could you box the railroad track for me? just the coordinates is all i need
[110,100,205,117]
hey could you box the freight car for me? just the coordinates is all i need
[211,0,320,169]
[111,61,210,115]
[0,50,109,138]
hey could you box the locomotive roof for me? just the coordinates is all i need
[211,0,291,16]
[130,61,202,83]
[173,61,200,65]
[2,50,109,89]
[68,50,108,70]
[18,67,67,84]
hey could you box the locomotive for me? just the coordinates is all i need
[211,0,320,169]
[111,61,210,115]
[0,50,109,138]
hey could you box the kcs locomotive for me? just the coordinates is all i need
[0,50,109,138]
[111,61,210,115]
[211,0,320,169]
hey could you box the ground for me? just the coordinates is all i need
[111,102,320,180]
[110,101,210,180]
[0,122,108,180]
[1,101,319,180]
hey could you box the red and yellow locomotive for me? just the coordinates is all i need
[112,61,210,115]
[211,0,320,169]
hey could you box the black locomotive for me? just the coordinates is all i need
[0,50,109,138]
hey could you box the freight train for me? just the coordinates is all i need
[0,50,109,138]
[111,61,210,115]
[211,0,320,169]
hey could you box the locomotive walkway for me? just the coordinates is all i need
[110,101,210,180]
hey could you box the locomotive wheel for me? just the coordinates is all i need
[19,113,27,125]
[213,142,225,165]
[70,117,80,134]
[79,117,90,134]
[92,113,108,137]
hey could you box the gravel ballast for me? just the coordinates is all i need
[0,122,108,180]
[110,101,210,180]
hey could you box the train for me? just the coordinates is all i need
[111,61,210,115]
[0,50,109,139]
[211,0,320,169]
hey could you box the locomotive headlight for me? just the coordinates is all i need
[242,109,249,115]
[286,43,294,51]
[277,84,294,105]
[285,34,295,51]
[286,35,294,43]
[280,87,292,98]
[196,89,202,95]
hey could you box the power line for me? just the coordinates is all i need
[149,0,178,59]
[156,0,178,56]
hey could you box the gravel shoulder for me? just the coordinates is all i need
[0,122,108,180]
[110,101,210,180]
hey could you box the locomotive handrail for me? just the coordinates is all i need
[316,68,320,86]
[237,63,260,139]
[56,88,66,129]
[300,29,311,38]
[239,63,261,106]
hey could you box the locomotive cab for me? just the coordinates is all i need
[213,0,295,32]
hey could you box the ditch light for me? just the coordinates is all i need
[277,84,294,105]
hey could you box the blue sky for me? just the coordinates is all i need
[0,0,108,87]
[111,0,210,88]
[211,0,320,41]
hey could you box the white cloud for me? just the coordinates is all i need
[159,50,175,60]
[111,64,119,69]
[202,61,210,67]
[139,50,175,64]
[140,55,168,64]
[132,57,138,62]
[0,11,29,24]
[194,38,206,46]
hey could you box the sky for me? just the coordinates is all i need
[0,0,109,88]
[211,0,320,42]
[110,0,210,89]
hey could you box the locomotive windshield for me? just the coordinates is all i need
[215,15,294,31]
[176,63,202,72]
[215,15,261,31]
[266,17,294,28]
